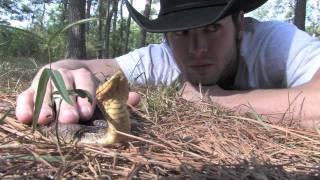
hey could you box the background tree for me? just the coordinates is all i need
[2,0,320,66]
[66,0,87,59]
[103,0,118,58]
[60,0,68,23]
[138,0,152,48]
[115,0,125,56]
[123,0,133,54]
[85,0,93,33]
[110,0,119,57]
[96,0,104,58]
[294,0,307,30]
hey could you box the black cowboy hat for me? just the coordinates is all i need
[125,0,268,33]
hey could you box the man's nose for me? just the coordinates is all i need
[188,31,208,57]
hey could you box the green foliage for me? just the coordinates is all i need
[306,23,320,37]
[250,0,320,37]
[0,0,30,21]
[0,25,47,59]
[0,1,167,61]
[146,32,163,45]
[50,70,74,105]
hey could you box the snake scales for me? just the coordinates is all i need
[40,70,131,145]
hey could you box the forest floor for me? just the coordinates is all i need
[0,58,319,179]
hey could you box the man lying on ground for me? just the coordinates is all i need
[16,0,320,129]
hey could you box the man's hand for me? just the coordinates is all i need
[16,66,142,125]
[15,58,142,125]
[16,67,99,125]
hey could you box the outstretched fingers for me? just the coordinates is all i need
[16,80,54,125]
[72,68,98,121]
[53,68,79,124]
[16,88,35,124]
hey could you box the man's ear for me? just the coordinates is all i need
[238,11,245,40]
[164,33,170,46]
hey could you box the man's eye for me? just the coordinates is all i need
[206,24,220,32]
[173,30,188,36]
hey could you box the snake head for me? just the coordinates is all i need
[95,70,131,145]
[96,70,129,102]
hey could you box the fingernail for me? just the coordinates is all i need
[80,106,91,117]
[59,109,79,123]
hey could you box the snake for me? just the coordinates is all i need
[40,70,131,145]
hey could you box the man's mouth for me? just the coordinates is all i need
[189,64,213,72]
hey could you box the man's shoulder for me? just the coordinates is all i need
[240,17,320,88]
[128,41,172,57]
[242,17,302,54]
[244,17,297,35]
[243,17,314,52]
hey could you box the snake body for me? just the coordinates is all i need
[40,70,130,145]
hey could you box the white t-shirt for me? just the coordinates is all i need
[116,17,320,89]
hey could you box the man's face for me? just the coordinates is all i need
[166,15,239,85]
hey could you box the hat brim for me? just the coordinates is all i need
[125,0,267,33]
[126,1,226,33]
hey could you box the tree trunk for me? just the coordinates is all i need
[97,0,104,58]
[294,0,307,31]
[86,0,92,33]
[124,0,133,53]
[138,0,152,48]
[67,0,87,59]
[111,0,119,57]
[116,0,125,56]
[103,0,117,58]
[61,0,68,23]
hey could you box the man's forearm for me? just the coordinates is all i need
[42,59,120,82]
[213,85,320,129]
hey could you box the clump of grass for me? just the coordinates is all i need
[0,57,40,93]
[139,81,181,116]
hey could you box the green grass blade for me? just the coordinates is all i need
[32,69,50,130]
[0,24,45,42]
[248,103,270,131]
[0,109,11,124]
[52,89,94,105]
[48,17,98,46]
[50,70,73,105]
[71,89,94,104]
[0,39,10,46]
